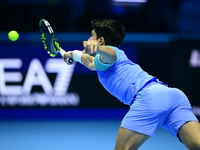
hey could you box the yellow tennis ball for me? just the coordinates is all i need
[8,30,19,41]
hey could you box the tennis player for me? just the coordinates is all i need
[63,19,200,150]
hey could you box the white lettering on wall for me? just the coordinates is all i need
[189,49,200,68]
[192,106,200,117]
[0,59,22,95]
[45,58,74,96]
[23,59,53,95]
[0,58,79,107]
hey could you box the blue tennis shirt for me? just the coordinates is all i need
[94,46,155,105]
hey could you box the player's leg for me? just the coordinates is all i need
[162,87,200,149]
[114,127,150,150]
[115,83,171,150]
[178,121,200,150]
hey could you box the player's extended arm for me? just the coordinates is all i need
[81,54,96,71]
[95,46,117,64]
[83,40,117,64]
[63,51,96,71]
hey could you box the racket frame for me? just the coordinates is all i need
[39,19,61,57]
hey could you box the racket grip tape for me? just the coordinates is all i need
[59,48,66,56]
[60,48,73,64]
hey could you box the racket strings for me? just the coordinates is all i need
[39,19,66,58]
[41,33,56,57]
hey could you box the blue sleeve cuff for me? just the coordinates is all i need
[94,54,113,71]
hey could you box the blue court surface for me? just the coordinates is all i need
[0,119,187,150]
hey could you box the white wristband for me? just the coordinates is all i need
[73,50,83,64]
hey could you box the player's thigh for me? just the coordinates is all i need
[114,127,150,150]
[178,121,200,150]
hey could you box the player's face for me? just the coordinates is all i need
[90,29,104,45]
[90,29,97,40]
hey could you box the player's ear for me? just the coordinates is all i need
[98,37,105,45]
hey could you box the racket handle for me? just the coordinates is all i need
[68,58,73,64]
[60,48,73,64]
[59,48,66,56]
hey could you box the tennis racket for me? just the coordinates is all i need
[39,19,73,64]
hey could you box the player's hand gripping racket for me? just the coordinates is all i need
[39,19,73,64]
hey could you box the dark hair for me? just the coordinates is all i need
[91,19,125,47]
